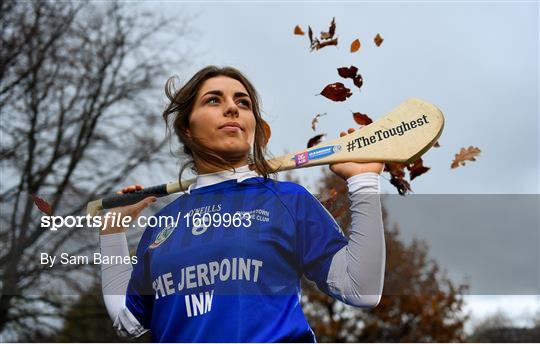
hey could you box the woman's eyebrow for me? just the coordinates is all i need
[202,90,249,98]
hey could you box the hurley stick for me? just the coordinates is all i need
[87,98,444,216]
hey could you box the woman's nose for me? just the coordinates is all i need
[224,98,239,117]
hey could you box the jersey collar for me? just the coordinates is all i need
[186,165,260,194]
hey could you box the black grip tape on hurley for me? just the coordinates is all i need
[102,184,169,209]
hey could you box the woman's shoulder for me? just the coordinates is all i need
[250,177,310,195]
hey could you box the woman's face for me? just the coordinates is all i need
[187,76,256,162]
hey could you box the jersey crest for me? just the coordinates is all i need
[149,223,176,249]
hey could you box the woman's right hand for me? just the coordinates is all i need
[99,184,157,235]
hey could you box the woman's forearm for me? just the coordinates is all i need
[326,172,386,307]
[100,232,147,336]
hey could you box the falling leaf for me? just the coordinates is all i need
[352,75,363,89]
[313,38,338,51]
[434,141,441,147]
[385,163,411,195]
[451,146,481,169]
[307,18,339,51]
[320,82,352,102]
[31,194,53,215]
[390,174,411,195]
[307,134,326,148]
[311,113,327,131]
[352,112,373,126]
[407,158,430,180]
[337,66,358,79]
[320,17,336,40]
[294,25,305,35]
[350,38,361,53]
[337,66,363,89]
[385,162,407,178]
[261,119,271,145]
[374,33,384,47]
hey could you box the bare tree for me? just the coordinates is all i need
[0,1,192,339]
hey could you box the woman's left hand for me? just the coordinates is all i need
[330,127,385,180]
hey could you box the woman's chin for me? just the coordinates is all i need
[214,145,250,162]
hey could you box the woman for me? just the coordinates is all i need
[99,66,385,342]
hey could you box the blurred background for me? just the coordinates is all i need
[1,1,538,342]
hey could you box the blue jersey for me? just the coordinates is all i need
[125,177,348,342]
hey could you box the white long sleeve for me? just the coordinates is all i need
[326,172,386,308]
[100,233,147,337]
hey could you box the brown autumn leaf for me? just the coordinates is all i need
[320,17,336,40]
[352,112,373,126]
[337,66,358,79]
[320,82,352,102]
[451,146,481,169]
[390,174,411,195]
[407,158,430,180]
[307,18,339,51]
[294,25,305,35]
[385,162,407,178]
[307,134,325,148]
[385,162,412,195]
[311,113,326,131]
[313,38,338,51]
[261,119,271,145]
[350,38,361,53]
[374,33,384,47]
[31,194,53,215]
[352,75,363,88]
[337,66,363,89]
[434,141,441,147]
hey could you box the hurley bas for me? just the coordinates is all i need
[40,252,137,268]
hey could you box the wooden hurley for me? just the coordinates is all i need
[87,98,444,216]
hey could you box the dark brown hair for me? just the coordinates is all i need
[163,66,274,184]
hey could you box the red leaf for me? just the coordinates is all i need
[307,134,325,148]
[337,66,363,89]
[294,25,305,35]
[353,75,363,89]
[374,33,384,47]
[337,66,358,79]
[352,112,373,126]
[385,163,411,195]
[31,194,53,215]
[390,174,411,195]
[407,158,430,180]
[320,82,352,102]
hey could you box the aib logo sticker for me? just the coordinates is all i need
[292,145,341,167]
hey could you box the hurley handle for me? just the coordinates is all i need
[101,184,169,209]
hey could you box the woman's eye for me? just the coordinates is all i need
[206,97,219,104]
[238,99,252,108]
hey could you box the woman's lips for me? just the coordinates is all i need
[219,126,242,133]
